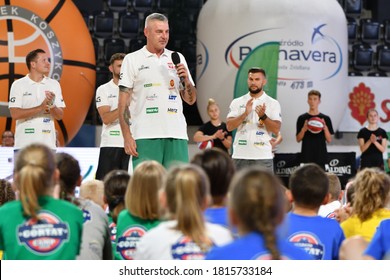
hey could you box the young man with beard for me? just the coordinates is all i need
[227,67,282,172]
[95,53,130,180]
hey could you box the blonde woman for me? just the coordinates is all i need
[115,160,166,260]
[134,164,232,260]
[193,98,232,154]
[341,168,390,242]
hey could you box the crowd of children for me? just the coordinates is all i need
[1,143,390,260]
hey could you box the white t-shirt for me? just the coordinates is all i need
[318,200,342,219]
[118,46,194,140]
[227,92,282,160]
[9,75,65,149]
[134,220,233,260]
[95,79,125,147]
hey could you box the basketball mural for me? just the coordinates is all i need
[0,0,96,146]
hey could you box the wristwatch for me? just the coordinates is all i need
[259,114,268,121]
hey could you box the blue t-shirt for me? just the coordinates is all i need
[204,207,228,228]
[285,212,345,260]
[364,219,390,259]
[205,232,313,260]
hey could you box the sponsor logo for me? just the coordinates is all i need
[17,211,69,254]
[288,232,324,260]
[275,165,300,176]
[277,160,286,168]
[168,94,177,101]
[167,62,175,69]
[117,226,146,260]
[171,236,205,260]
[23,92,33,96]
[82,209,91,223]
[144,83,162,88]
[109,131,120,136]
[146,107,159,114]
[167,108,177,114]
[43,118,51,123]
[256,131,265,136]
[254,141,266,146]
[42,129,51,134]
[325,162,352,175]
[10,97,16,103]
[326,212,337,219]
[138,65,149,71]
[146,93,158,101]
[168,79,175,90]
[238,140,247,145]
[25,128,35,134]
[224,24,342,81]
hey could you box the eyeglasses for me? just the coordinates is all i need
[2,135,14,139]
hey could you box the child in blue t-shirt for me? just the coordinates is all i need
[285,163,345,260]
[206,167,312,260]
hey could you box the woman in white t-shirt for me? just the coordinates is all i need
[134,164,233,260]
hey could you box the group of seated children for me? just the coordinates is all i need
[1,143,389,260]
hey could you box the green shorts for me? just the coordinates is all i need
[131,138,189,170]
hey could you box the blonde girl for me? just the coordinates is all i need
[341,168,390,242]
[0,144,83,259]
[135,164,232,260]
[193,98,232,153]
[115,160,166,260]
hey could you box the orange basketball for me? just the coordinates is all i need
[0,0,96,146]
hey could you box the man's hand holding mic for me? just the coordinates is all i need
[171,52,189,89]
[171,52,196,105]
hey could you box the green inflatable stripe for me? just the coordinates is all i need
[234,41,280,100]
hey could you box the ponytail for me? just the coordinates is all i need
[229,168,285,259]
[166,165,211,251]
[14,144,56,220]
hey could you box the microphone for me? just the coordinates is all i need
[171,52,185,88]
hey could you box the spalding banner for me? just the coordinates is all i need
[274,152,356,188]
[0,0,96,146]
[197,0,348,152]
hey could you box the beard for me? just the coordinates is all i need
[249,86,262,94]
